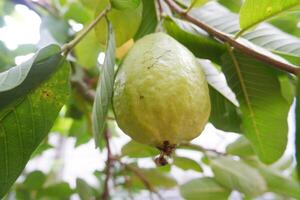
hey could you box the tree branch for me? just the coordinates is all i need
[117,159,163,200]
[61,6,111,55]
[164,0,300,75]
[101,130,113,200]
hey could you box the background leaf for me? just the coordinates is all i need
[76,178,94,200]
[226,136,254,157]
[173,156,203,172]
[121,140,159,158]
[211,157,266,197]
[23,171,46,190]
[92,21,116,147]
[257,163,300,198]
[36,182,74,199]
[134,0,157,39]
[222,51,290,163]
[180,177,231,200]
[0,59,70,198]
[127,166,177,189]
[111,0,141,10]
[239,0,300,34]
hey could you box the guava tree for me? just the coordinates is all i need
[1,0,300,199]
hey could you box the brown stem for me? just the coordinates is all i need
[117,159,163,200]
[164,0,300,75]
[101,131,113,200]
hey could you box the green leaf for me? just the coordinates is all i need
[111,0,141,10]
[163,17,226,64]
[76,178,94,200]
[190,2,300,61]
[173,156,203,172]
[198,59,241,132]
[180,177,231,200]
[63,2,93,24]
[258,165,300,198]
[226,136,254,157]
[69,118,92,147]
[128,166,177,189]
[296,75,300,180]
[0,44,60,92]
[0,45,63,110]
[0,59,70,198]
[121,140,159,158]
[23,171,46,190]
[218,0,242,12]
[221,51,290,163]
[40,16,70,44]
[211,157,266,197]
[134,0,157,39]
[189,0,209,9]
[74,30,102,68]
[92,21,116,147]
[37,182,74,199]
[239,0,300,35]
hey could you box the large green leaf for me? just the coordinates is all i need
[239,0,300,35]
[180,177,231,200]
[211,157,266,197]
[134,0,157,39]
[296,75,300,179]
[92,21,116,147]
[222,51,290,163]
[0,59,70,198]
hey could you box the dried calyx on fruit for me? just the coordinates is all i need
[113,33,211,165]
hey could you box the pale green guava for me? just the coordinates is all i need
[94,0,142,47]
[113,33,211,149]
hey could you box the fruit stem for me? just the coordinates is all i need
[155,141,176,166]
[61,5,111,55]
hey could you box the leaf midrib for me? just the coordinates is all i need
[226,46,266,159]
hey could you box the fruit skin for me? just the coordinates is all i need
[113,33,211,148]
[95,0,142,47]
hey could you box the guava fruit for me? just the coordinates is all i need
[113,33,211,163]
[94,0,142,47]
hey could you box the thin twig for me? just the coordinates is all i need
[117,159,163,200]
[61,6,111,55]
[101,130,113,200]
[164,0,300,75]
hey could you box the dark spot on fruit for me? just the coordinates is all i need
[139,95,144,99]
